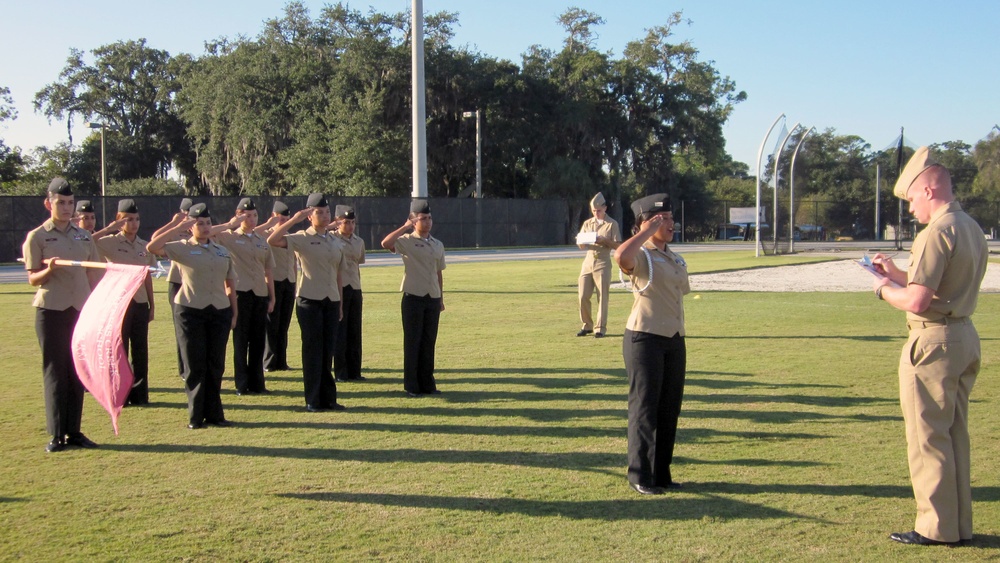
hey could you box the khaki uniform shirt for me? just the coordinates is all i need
[578,217,621,274]
[95,233,155,303]
[285,227,347,301]
[336,232,366,290]
[22,220,100,311]
[165,231,188,284]
[267,229,296,283]
[394,233,446,298]
[215,228,274,297]
[906,201,988,323]
[625,242,690,338]
[163,239,237,310]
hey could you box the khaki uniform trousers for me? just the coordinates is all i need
[579,264,611,333]
[898,318,979,543]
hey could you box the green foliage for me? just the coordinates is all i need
[106,177,185,196]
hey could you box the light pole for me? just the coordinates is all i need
[462,109,482,247]
[85,121,118,225]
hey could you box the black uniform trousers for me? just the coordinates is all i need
[177,305,231,426]
[168,281,185,376]
[35,307,85,439]
[623,329,686,488]
[121,300,150,405]
[264,279,295,371]
[401,293,440,394]
[334,285,363,380]
[296,297,339,408]
[233,290,268,393]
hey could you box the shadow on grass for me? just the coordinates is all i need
[0,497,28,503]
[691,481,1000,502]
[275,491,821,522]
[689,334,900,342]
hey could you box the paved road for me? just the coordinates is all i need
[1,241,911,285]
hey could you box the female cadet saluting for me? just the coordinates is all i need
[148,204,238,429]
[381,199,446,397]
[613,194,689,495]
[267,194,348,412]
[92,199,156,405]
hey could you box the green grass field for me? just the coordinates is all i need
[1,252,998,561]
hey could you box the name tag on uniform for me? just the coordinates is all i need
[652,256,667,263]
[235,239,246,244]
[674,256,687,267]
[73,234,88,241]
[190,250,203,255]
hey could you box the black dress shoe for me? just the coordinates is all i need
[594,332,605,338]
[306,404,326,413]
[66,433,99,448]
[428,389,442,395]
[188,423,205,430]
[330,403,347,411]
[257,388,272,394]
[207,419,232,427]
[405,391,421,398]
[889,531,959,546]
[660,481,682,490]
[576,329,593,337]
[46,438,66,453]
[351,375,367,381]
[235,390,247,396]
[335,377,348,383]
[629,482,665,495]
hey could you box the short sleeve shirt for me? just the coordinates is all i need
[215,228,275,297]
[579,217,621,274]
[95,233,155,303]
[906,201,988,322]
[285,227,347,301]
[336,232,366,290]
[394,233,446,298]
[22,219,100,311]
[267,230,296,283]
[163,239,237,310]
[624,242,690,338]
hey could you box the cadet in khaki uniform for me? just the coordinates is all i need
[23,178,103,452]
[267,194,348,412]
[872,147,987,546]
[576,192,621,337]
[74,200,97,233]
[614,194,688,495]
[148,204,238,429]
[259,201,296,372]
[334,204,366,382]
[381,199,446,397]
[152,198,194,377]
[213,198,276,395]
[93,199,156,405]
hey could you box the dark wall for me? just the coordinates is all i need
[1,196,570,263]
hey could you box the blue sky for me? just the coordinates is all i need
[2,0,998,172]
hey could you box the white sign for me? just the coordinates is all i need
[730,207,766,224]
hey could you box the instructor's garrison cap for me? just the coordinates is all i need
[237,197,256,211]
[630,194,671,218]
[179,198,194,212]
[335,205,355,219]
[75,200,94,213]
[272,201,290,216]
[410,199,430,215]
[187,203,211,219]
[47,177,73,196]
[893,146,940,199]
[306,193,328,208]
[590,192,607,210]
[117,199,139,214]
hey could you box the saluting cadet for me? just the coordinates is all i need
[267,194,347,412]
[92,199,156,405]
[614,194,688,495]
[576,192,621,338]
[213,198,276,395]
[148,204,237,429]
[74,200,97,233]
[259,201,296,372]
[333,204,366,382]
[23,178,103,452]
[872,147,988,546]
[151,198,194,377]
[381,199,446,397]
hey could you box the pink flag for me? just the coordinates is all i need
[72,263,149,434]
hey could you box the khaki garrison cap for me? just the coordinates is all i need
[590,192,607,210]
[893,146,940,199]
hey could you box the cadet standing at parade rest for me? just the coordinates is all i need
[576,192,621,338]
[333,204,366,382]
[614,193,688,495]
[148,203,238,429]
[92,199,156,405]
[23,178,103,452]
[381,199,446,397]
[267,194,348,412]
[257,201,296,372]
[872,147,988,547]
